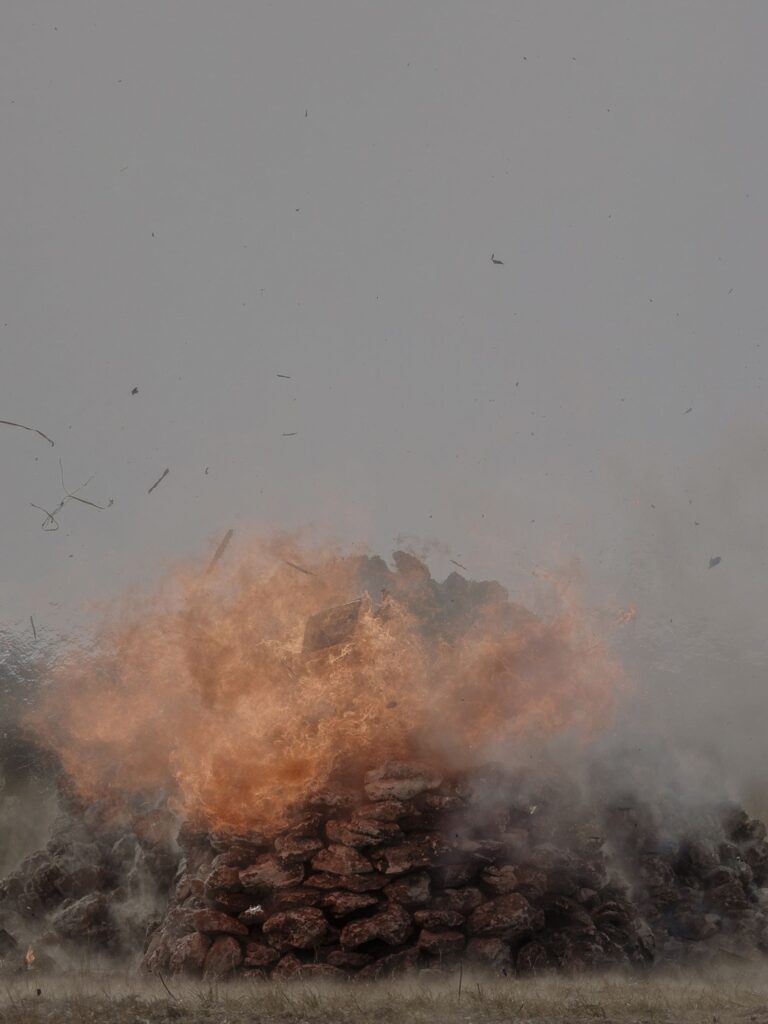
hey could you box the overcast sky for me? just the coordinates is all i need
[2,3,767,790]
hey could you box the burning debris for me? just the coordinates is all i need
[1,548,767,978]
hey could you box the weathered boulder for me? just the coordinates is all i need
[418,928,465,955]
[240,856,305,891]
[203,935,243,978]
[319,890,379,918]
[383,872,431,908]
[263,907,329,951]
[191,908,248,937]
[169,932,211,974]
[468,894,544,940]
[312,845,373,876]
[340,903,412,948]
[364,762,442,802]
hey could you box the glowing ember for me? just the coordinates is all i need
[25,945,35,969]
[29,541,625,832]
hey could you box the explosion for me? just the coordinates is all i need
[29,540,623,833]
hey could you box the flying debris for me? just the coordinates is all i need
[131,387,139,395]
[709,556,722,569]
[30,459,110,530]
[206,529,234,574]
[0,420,55,447]
[449,559,468,572]
[683,407,692,414]
[276,374,291,379]
[282,432,297,437]
[490,253,504,265]
[148,468,170,494]
[284,559,315,576]
[30,616,37,640]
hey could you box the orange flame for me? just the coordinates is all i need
[29,540,625,832]
[25,945,35,968]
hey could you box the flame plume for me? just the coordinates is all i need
[29,540,624,832]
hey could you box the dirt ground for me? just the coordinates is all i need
[1,967,768,1024]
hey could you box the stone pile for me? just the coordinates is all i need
[140,760,768,980]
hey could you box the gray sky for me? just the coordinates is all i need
[2,3,767,791]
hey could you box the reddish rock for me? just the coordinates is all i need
[306,872,388,892]
[319,890,380,917]
[297,964,346,980]
[431,887,484,915]
[468,894,544,939]
[482,865,518,894]
[210,830,268,853]
[211,845,261,869]
[263,907,329,950]
[373,837,446,875]
[269,888,323,910]
[169,932,211,975]
[203,935,243,978]
[340,903,413,948]
[312,845,373,875]
[418,929,465,955]
[413,909,464,929]
[283,813,325,838]
[364,762,442,802]
[306,788,359,814]
[243,941,280,968]
[141,932,171,973]
[325,949,373,969]
[466,937,511,970]
[516,941,549,973]
[206,866,243,892]
[326,818,402,848]
[191,908,248,937]
[358,800,409,822]
[274,836,324,863]
[51,893,112,941]
[240,856,305,891]
[273,953,303,978]
[358,947,422,979]
[175,874,204,901]
[383,872,432,908]
[161,906,197,938]
[211,892,254,915]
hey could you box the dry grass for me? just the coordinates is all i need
[0,967,767,1024]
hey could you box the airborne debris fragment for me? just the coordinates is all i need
[30,459,110,530]
[276,374,291,379]
[303,600,362,654]
[131,387,139,395]
[282,432,297,437]
[148,468,170,494]
[284,559,315,577]
[709,556,722,569]
[206,529,234,574]
[490,253,504,265]
[684,407,692,414]
[449,559,468,572]
[0,419,55,447]
[30,616,37,640]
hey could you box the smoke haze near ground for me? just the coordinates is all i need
[1,3,767,817]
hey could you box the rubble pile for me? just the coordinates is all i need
[1,552,767,977]
[140,761,768,980]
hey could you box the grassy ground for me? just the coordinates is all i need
[1,968,768,1024]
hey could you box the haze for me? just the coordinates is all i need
[1,4,767,798]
